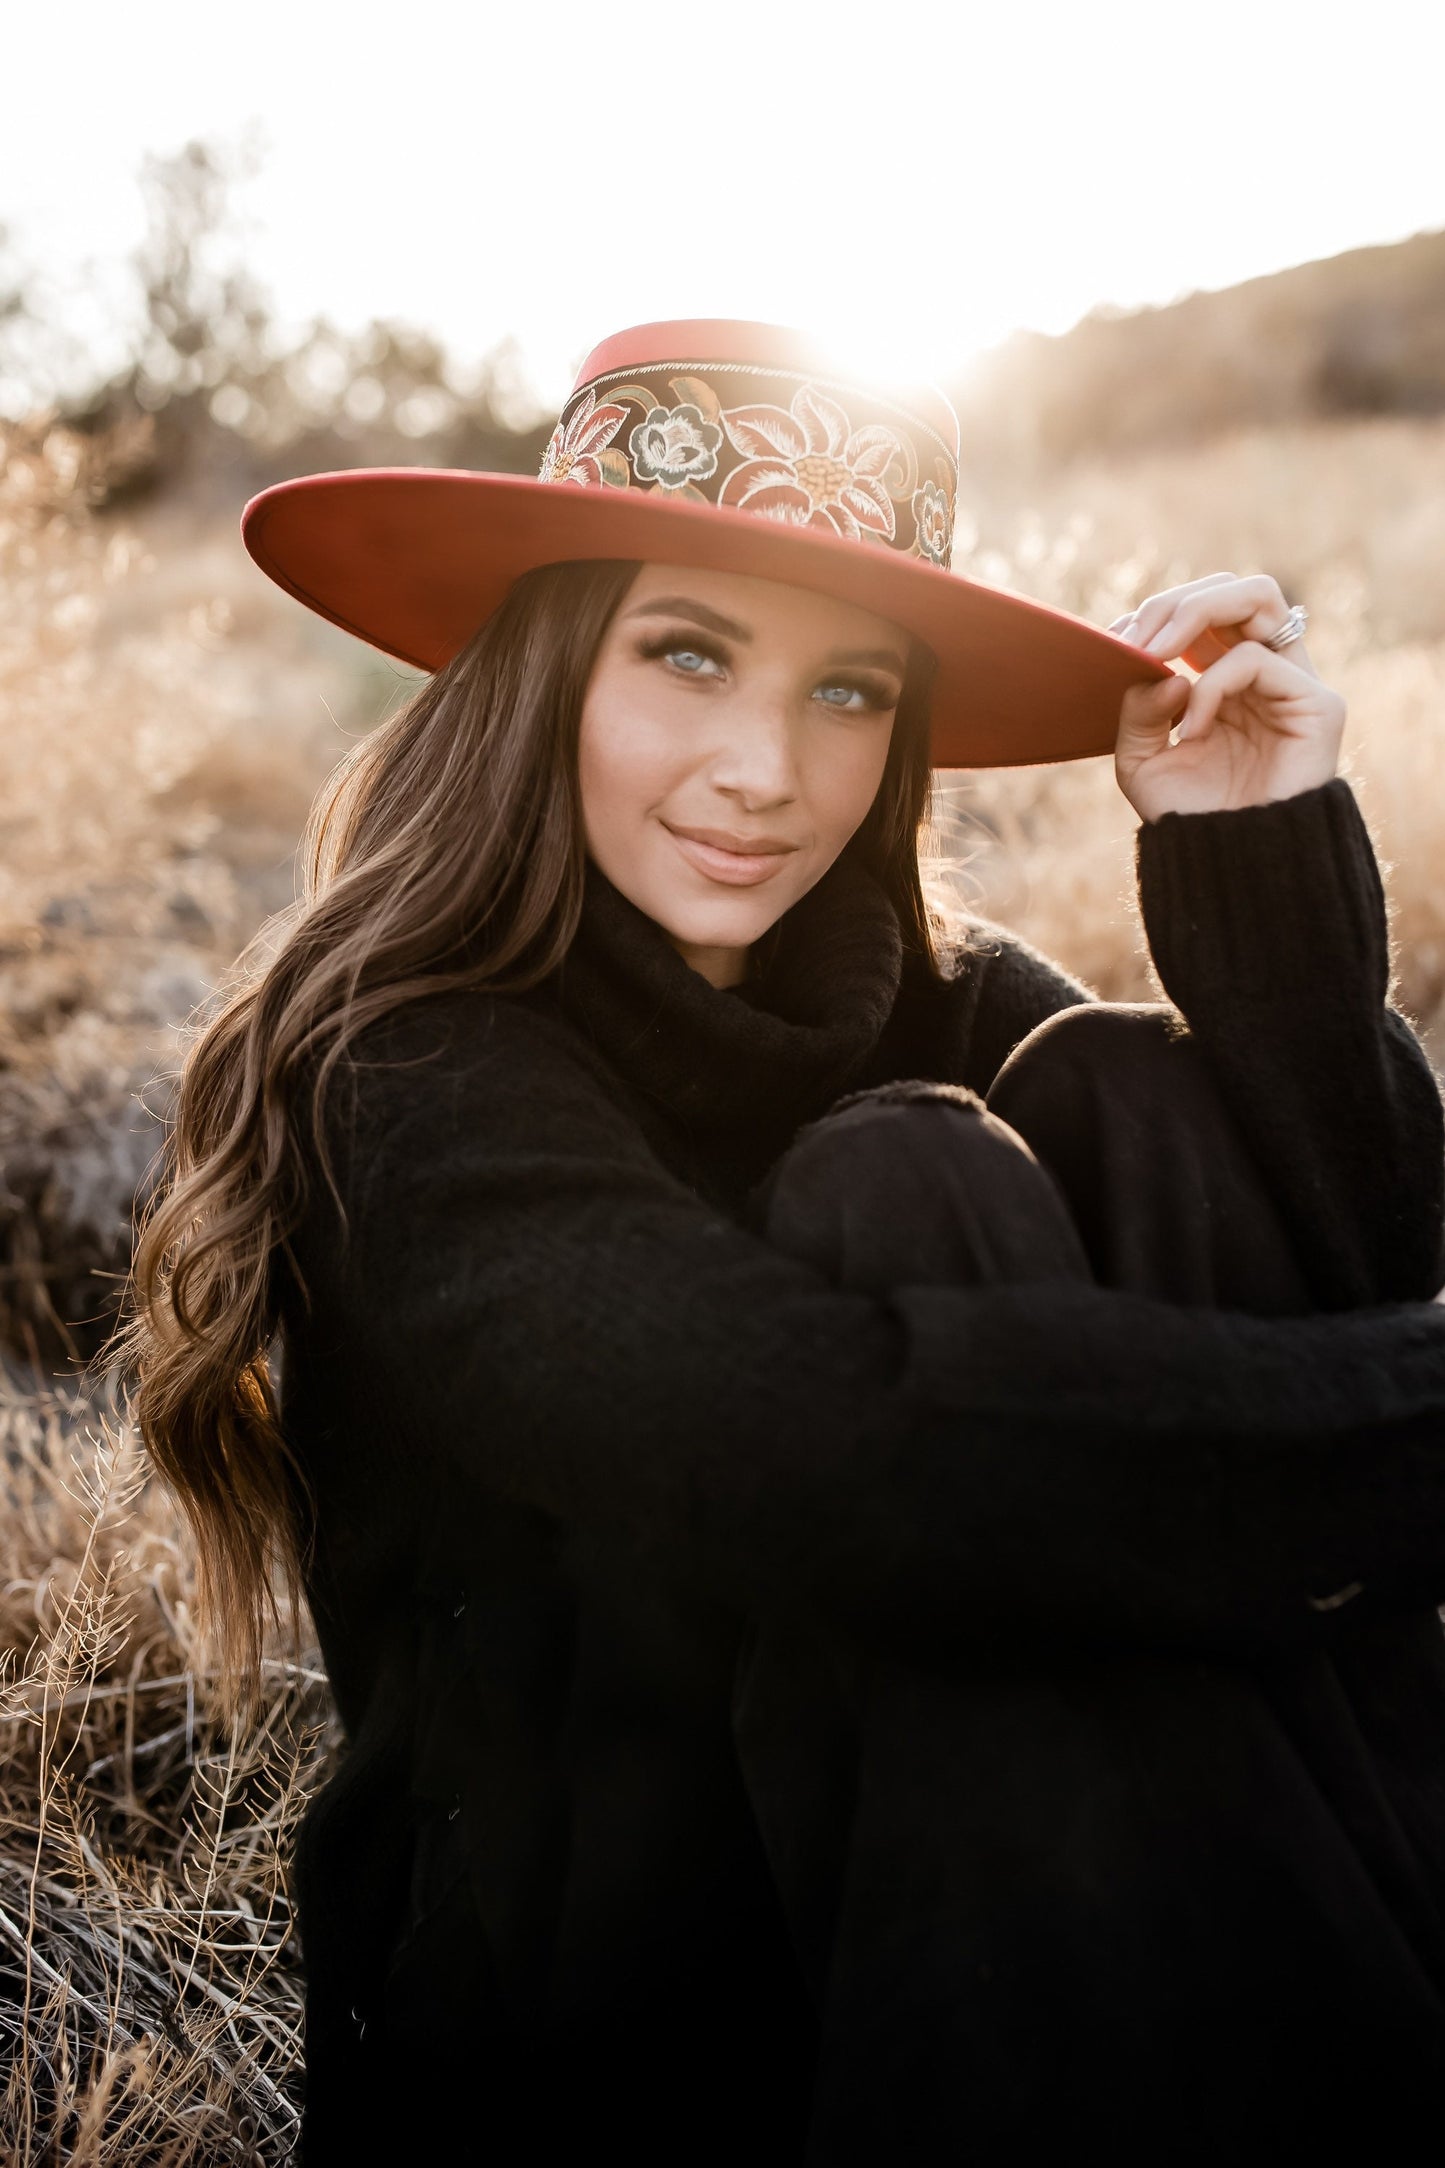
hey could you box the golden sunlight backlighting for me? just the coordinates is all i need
[0,0,1440,411]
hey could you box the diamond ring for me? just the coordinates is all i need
[1262,603,1309,652]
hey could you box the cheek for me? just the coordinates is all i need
[577,687,675,846]
[807,728,894,845]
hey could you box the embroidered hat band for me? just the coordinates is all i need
[538,361,958,571]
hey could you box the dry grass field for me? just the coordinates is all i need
[0,1367,333,2163]
[2,400,1443,2160]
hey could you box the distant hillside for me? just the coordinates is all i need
[951,227,1445,472]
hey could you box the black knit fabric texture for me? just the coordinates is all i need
[279,779,1445,2163]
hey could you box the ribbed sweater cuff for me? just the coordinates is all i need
[1136,778,1389,1024]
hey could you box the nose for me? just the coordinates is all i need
[703,690,801,809]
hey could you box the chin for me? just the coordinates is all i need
[655,889,791,952]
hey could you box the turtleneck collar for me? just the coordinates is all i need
[546,848,904,1194]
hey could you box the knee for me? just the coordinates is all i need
[776,1081,997,1193]
[997,1002,1183,1085]
[747,1082,997,1252]
[751,1080,1087,1294]
[813,1077,991,1138]
[988,1002,1200,1120]
[986,1002,1240,1209]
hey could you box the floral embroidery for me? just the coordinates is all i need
[538,363,959,560]
[717,384,906,542]
[537,388,630,487]
[628,402,723,492]
[912,479,952,567]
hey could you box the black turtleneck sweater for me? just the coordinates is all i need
[280,779,1445,2164]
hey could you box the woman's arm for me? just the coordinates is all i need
[929,788,1444,1307]
[1139,780,1445,1305]
[1112,570,1444,1305]
[289,992,1445,1676]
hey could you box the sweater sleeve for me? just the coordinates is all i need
[1138,778,1445,1306]
[289,993,1445,1673]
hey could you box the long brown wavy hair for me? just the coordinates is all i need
[112,555,944,1720]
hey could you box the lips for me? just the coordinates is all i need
[663,823,798,888]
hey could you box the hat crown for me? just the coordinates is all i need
[572,321,960,459]
[537,318,960,573]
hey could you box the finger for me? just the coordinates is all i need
[1141,574,1292,659]
[1139,573,1284,654]
[1118,571,1240,648]
[1183,631,1318,682]
[1116,671,1190,758]
[1172,640,1305,741]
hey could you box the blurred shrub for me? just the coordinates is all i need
[0,403,377,1366]
[6,141,552,507]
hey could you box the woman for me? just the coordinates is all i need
[120,320,1445,2164]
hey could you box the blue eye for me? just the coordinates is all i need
[639,633,726,678]
[815,679,893,713]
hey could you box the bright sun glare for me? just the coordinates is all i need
[0,0,1440,422]
[809,322,991,409]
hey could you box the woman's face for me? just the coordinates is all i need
[578,562,910,988]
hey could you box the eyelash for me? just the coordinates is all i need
[636,632,896,714]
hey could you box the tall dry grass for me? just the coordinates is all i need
[0,428,364,2161]
[0,1366,338,2164]
[1,406,1442,2157]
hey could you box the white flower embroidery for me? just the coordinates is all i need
[912,480,953,566]
[718,383,905,542]
[628,403,723,491]
[538,388,630,487]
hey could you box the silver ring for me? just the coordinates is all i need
[1262,603,1309,652]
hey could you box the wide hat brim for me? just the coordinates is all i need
[241,467,1172,769]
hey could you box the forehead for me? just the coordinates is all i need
[622,560,909,654]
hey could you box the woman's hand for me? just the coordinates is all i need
[1110,572,1346,823]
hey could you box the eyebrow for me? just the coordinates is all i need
[624,595,909,675]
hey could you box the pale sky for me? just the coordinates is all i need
[7,0,1443,411]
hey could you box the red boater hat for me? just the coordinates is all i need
[241,318,1170,768]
